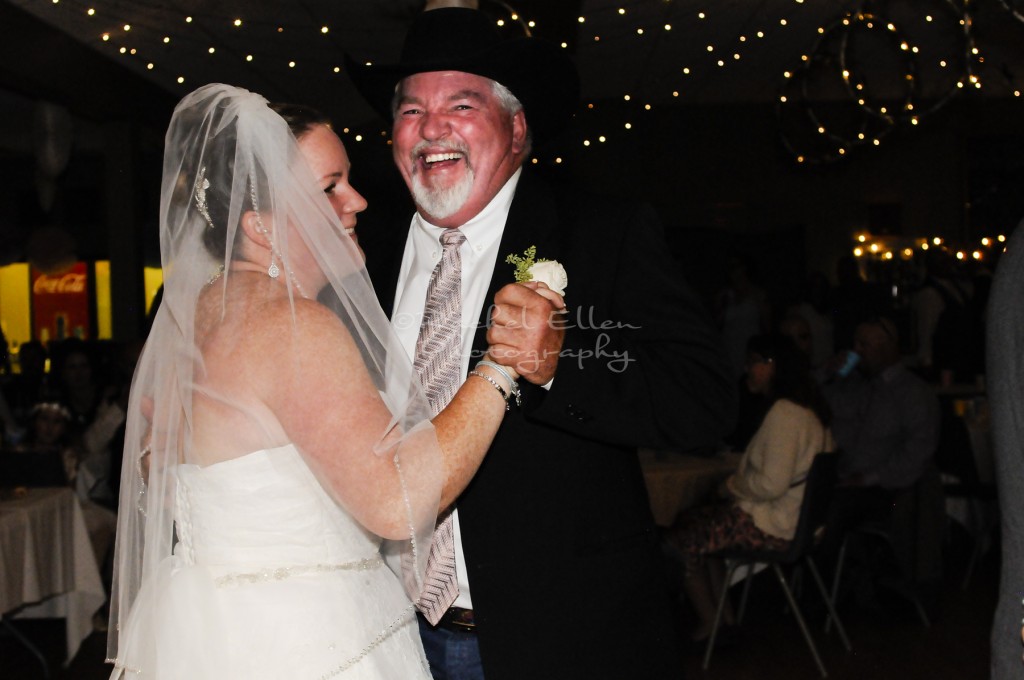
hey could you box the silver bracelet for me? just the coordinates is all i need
[475,360,521,407]
[468,370,511,411]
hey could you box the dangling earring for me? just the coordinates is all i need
[248,176,306,298]
[250,178,280,279]
[257,217,279,278]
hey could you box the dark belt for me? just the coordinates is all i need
[436,606,476,633]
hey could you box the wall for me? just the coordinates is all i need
[2,83,1022,342]
[558,95,1024,308]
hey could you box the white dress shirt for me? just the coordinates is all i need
[391,169,522,609]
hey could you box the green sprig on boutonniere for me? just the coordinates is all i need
[505,245,568,296]
[505,245,545,283]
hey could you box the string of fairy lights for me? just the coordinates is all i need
[852,230,1008,265]
[11,0,1022,281]
[15,0,1024,167]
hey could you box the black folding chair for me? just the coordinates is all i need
[703,452,852,678]
[935,403,997,589]
[827,468,944,630]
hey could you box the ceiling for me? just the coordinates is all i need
[0,0,1020,190]
[4,0,1024,140]
[1,0,1023,283]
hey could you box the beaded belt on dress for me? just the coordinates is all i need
[214,555,384,588]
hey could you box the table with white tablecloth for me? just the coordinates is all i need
[0,486,106,664]
[639,449,738,527]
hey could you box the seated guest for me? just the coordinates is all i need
[778,310,832,384]
[0,325,9,375]
[913,246,983,383]
[716,255,772,379]
[2,340,49,434]
[0,388,20,445]
[778,312,814,360]
[825,317,940,497]
[13,400,117,571]
[788,270,835,367]
[50,338,102,433]
[670,334,834,641]
[16,401,81,481]
[1,401,73,486]
[822,317,943,591]
[49,339,124,507]
[722,337,774,452]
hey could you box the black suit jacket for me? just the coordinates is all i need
[365,170,735,679]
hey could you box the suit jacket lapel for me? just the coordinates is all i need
[470,171,563,362]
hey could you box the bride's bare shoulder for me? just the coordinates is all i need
[247,297,375,408]
[259,296,361,358]
[196,277,366,374]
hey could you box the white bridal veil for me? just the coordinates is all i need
[106,84,442,669]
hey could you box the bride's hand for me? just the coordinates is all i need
[521,281,566,311]
[482,351,520,382]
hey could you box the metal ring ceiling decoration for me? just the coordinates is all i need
[778,0,978,165]
[995,0,1024,24]
[777,14,902,165]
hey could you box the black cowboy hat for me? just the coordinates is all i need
[345,7,579,144]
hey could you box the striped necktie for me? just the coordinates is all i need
[414,228,465,625]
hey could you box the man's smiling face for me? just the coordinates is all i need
[392,70,527,227]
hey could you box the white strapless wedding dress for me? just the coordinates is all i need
[113,445,431,679]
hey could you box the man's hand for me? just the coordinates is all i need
[487,282,566,385]
[138,395,156,485]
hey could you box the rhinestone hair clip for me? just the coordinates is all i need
[194,165,214,229]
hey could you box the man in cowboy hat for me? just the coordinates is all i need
[349,7,735,679]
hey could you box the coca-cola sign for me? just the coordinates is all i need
[33,271,87,295]
[32,262,90,343]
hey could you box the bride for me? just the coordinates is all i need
[105,84,538,678]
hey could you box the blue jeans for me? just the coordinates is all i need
[418,615,485,680]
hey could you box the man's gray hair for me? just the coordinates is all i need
[490,80,522,116]
[391,76,532,154]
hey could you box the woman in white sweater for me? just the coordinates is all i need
[670,333,834,642]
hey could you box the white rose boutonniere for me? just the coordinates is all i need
[505,245,568,296]
[528,260,568,296]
